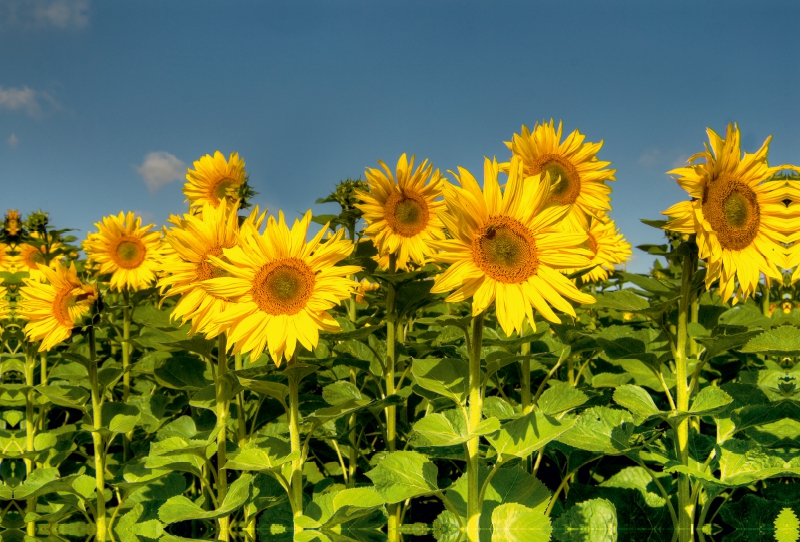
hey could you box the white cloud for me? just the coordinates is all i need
[136,152,187,193]
[8,134,18,148]
[638,148,661,167]
[0,86,57,117]
[0,0,89,30]
[671,154,690,169]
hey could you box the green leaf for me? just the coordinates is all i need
[225,437,298,471]
[688,385,732,415]
[412,358,469,405]
[365,451,438,504]
[236,376,289,404]
[306,487,386,526]
[742,326,800,356]
[775,508,800,542]
[537,381,588,416]
[152,352,211,390]
[101,402,140,433]
[490,503,552,542]
[614,271,675,295]
[695,327,764,361]
[322,381,363,405]
[589,290,650,312]
[487,411,576,462]
[36,384,89,410]
[552,498,617,542]
[612,385,660,423]
[412,409,500,447]
[159,473,252,524]
[556,407,634,454]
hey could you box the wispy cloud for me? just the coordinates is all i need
[0,86,58,117]
[638,148,661,167]
[0,0,89,30]
[7,134,18,148]
[638,148,691,171]
[136,152,187,193]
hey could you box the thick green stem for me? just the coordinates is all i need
[761,282,770,318]
[287,354,304,530]
[216,334,230,541]
[122,290,132,462]
[25,347,36,536]
[87,327,107,542]
[675,246,697,542]
[384,255,401,540]
[466,311,485,542]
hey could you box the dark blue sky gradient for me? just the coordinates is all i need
[1,0,797,272]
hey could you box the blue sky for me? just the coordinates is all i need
[0,0,798,272]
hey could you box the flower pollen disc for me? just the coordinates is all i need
[253,258,316,316]
[472,217,539,284]
[383,190,430,237]
[702,174,761,251]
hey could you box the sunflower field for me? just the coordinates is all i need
[1,122,800,542]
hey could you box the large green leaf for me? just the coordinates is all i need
[552,498,617,542]
[491,503,552,542]
[225,437,298,471]
[537,381,588,416]
[365,451,438,504]
[589,290,649,311]
[412,408,500,447]
[556,407,633,454]
[412,358,469,404]
[305,487,386,526]
[159,474,252,524]
[742,326,800,356]
[487,411,576,462]
[612,385,660,423]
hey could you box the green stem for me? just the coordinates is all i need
[235,352,247,447]
[761,282,770,318]
[287,353,304,530]
[385,255,400,540]
[216,334,230,542]
[25,346,36,537]
[675,245,697,542]
[122,289,132,462]
[466,311,485,542]
[87,326,107,542]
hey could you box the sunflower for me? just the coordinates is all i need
[200,210,359,364]
[429,156,596,337]
[17,262,97,351]
[4,209,21,237]
[503,120,616,232]
[7,235,66,282]
[565,217,632,283]
[662,124,794,303]
[0,243,14,273]
[355,154,445,271]
[83,212,162,291]
[159,201,266,336]
[184,151,247,210]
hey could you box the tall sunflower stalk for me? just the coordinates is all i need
[430,157,595,540]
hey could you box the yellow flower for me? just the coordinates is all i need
[662,124,792,303]
[503,120,615,231]
[159,201,266,336]
[83,211,162,291]
[565,217,632,283]
[18,262,97,351]
[201,211,360,364]
[354,278,380,303]
[356,154,445,270]
[6,235,66,282]
[4,210,21,236]
[183,151,247,210]
[429,157,596,337]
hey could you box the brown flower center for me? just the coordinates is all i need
[383,190,430,237]
[196,246,229,281]
[23,246,46,268]
[471,216,539,284]
[529,154,582,205]
[111,236,147,269]
[252,258,316,315]
[701,174,761,251]
[52,284,95,328]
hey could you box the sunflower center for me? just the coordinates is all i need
[196,246,230,281]
[112,237,147,269]
[52,284,94,328]
[532,155,582,205]
[471,216,539,284]
[701,175,761,251]
[212,177,239,200]
[252,258,316,316]
[383,190,430,237]
[26,248,46,267]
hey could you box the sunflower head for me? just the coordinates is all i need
[200,210,360,365]
[18,262,98,351]
[429,156,595,336]
[3,209,22,239]
[503,120,616,231]
[83,211,162,292]
[662,123,789,303]
[184,151,248,210]
[355,154,445,270]
[567,217,632,283]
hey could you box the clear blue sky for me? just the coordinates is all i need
[1,0,798,272]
